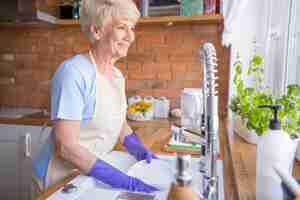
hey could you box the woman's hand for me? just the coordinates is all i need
[88,159,158,193]
[123,132,158,163]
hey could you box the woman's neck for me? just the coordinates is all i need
[90,47,116,75]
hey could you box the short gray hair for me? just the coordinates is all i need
[80,0,140,43]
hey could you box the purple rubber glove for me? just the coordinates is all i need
[88,159,158,193]
[123,132,158,163]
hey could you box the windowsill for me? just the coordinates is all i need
[56,15,223,26]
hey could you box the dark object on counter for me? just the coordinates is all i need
[150,0,180,6]
[72,0,81,19]
[60,5,73,19]
[62,183,78,193]
[117,192,155,200]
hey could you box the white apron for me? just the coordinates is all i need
[45,52,127,188]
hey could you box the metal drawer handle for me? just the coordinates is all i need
[25,133,31,157]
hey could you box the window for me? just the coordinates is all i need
[286,0,300,85]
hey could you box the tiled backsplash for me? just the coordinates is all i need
[0,22,229,117]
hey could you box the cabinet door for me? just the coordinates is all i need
[0,124,32,200]
[20,125,52,161]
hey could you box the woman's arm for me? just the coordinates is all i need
[53,119,97,174]
[120,120,157,163]
[54,119,157,193]
[119,120,133,144]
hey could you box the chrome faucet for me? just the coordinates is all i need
[199,42,219,200]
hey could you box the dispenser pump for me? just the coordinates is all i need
[167,154,198,200]
[259,104,282,130]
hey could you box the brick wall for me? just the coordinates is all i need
[0,22,229,116]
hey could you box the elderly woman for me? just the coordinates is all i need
[34,0,158,193]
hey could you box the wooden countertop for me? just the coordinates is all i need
[37,119,238,200]
[4,112,300,199]
[0,112,50,126]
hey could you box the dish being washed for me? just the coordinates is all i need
[127,159,175,191]
[127,157,203,200]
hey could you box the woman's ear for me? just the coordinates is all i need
[90,25,102,41]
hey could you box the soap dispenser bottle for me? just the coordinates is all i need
[256,105,298,200]
[167,154,198,200]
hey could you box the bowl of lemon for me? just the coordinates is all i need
[127,100,154,121]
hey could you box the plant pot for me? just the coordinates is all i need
[233,114,260,145]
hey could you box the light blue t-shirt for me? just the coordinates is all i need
[34,54,98,181]
[51,54,97,122]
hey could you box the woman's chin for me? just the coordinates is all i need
[114,51,129,59]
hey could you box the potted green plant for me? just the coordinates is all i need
[229,53,300,144]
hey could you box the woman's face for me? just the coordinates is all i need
[99,18,136,60]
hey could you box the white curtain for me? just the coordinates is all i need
[222,0,249,47]
[286,0,300,86]
[223,0,292,99]
[222,0,260,97]
[258,0,291,97]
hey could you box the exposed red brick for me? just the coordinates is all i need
[16,54,38,69]
[153,46,169,63]
[0,61,16,77]
[153,88,181,99]
[0,23,229,114]
[0,53,15,62]
[164,31,184,47]
[184,80,201,88]
[128,41,137,54]
[146,80,167,89]
[127,61,142,72]
[15,68,34,84]
[186,62,202,72]
[172,71,186,81]
[191,24,218,34]
[143,62,170,73]
[127,80,148,90]
[135,89,153,97]
[126,53,154,63]
[73,33,90,53]
[157,72,172,80]
[169,53,198,63]
[171,63,187,72]
[0,29,17,53]
[128,71,155,80]
[185,71,202,81]
[167,80,185,89]
[137,32,165,45]
[0,85,16,106]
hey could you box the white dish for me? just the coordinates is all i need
[127,157,203,200]
[99,151,137,173]
[127,159,175,191]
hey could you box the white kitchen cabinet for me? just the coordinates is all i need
[0,124,51,200]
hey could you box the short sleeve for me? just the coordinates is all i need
[51,63,85,121]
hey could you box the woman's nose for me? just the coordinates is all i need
[126,29,135,43]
